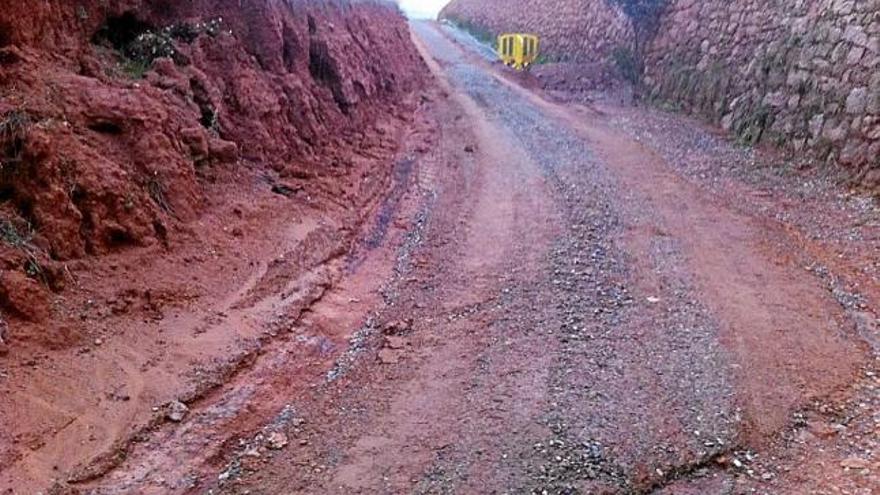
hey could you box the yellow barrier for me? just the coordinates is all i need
[497,33,540,70]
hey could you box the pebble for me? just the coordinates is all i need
[840,457,870,470]
[384,335,407,350]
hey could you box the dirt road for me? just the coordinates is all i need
[25,21,879,494]
[188,22,878,494]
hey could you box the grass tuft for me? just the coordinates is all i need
[0,217,45,284]
[147,177,174,214]
[120,58,151,79]
[0,110,31,168]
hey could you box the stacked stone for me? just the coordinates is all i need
[646,0,880,186]
[440,0,635,62]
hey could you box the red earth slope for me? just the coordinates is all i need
[0,0,425,350]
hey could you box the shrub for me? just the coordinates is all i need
[147,176,173,214]
[126,31,177,65]
[94,15,228,79]
[128,18,227,65]
[442,14,494,45]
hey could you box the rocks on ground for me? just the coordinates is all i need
[265,432,289,450]
[166,400,189,423]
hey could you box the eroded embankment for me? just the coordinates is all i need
[0,0,428,492]
[0,0,424,349]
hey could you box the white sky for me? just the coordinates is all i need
[397,0,449,19]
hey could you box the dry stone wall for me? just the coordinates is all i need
[440,0,634,62]
[646,0,880,186]
[438,0,878,186]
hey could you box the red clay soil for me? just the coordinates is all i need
[0,0,427,492]
[0,0,424,349]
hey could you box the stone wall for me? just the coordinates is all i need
[645,0,880,186]
[437,0,879,186]
[440,0,634,62]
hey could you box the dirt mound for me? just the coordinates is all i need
[0,0,425,349]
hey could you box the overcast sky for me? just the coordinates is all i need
[397,0,448,19]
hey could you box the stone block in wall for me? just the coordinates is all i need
[846,87,868,114]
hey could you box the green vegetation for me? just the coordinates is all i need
[736,105,773,146]
[94,14,228,79]
[534,52,562,65]
[0,217,44,283]
[127,18,226,66]
[120,58,151,79]
[0,112,45,281]
[611,46,642,84]
[200,106,220,134]
[442,14,494,45]
[0,218,30,248]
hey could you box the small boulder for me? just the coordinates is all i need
[209,138,239,163]
[166,400,189,422]
[384,335,406,350]
[382,319,412,335]
[266,431,288,450]
[377,349,400,365]
[0,271,50,322]
[179,127,209,159]
[806,420,838,439]
[840,457,870,470]
[846,87,868,115]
